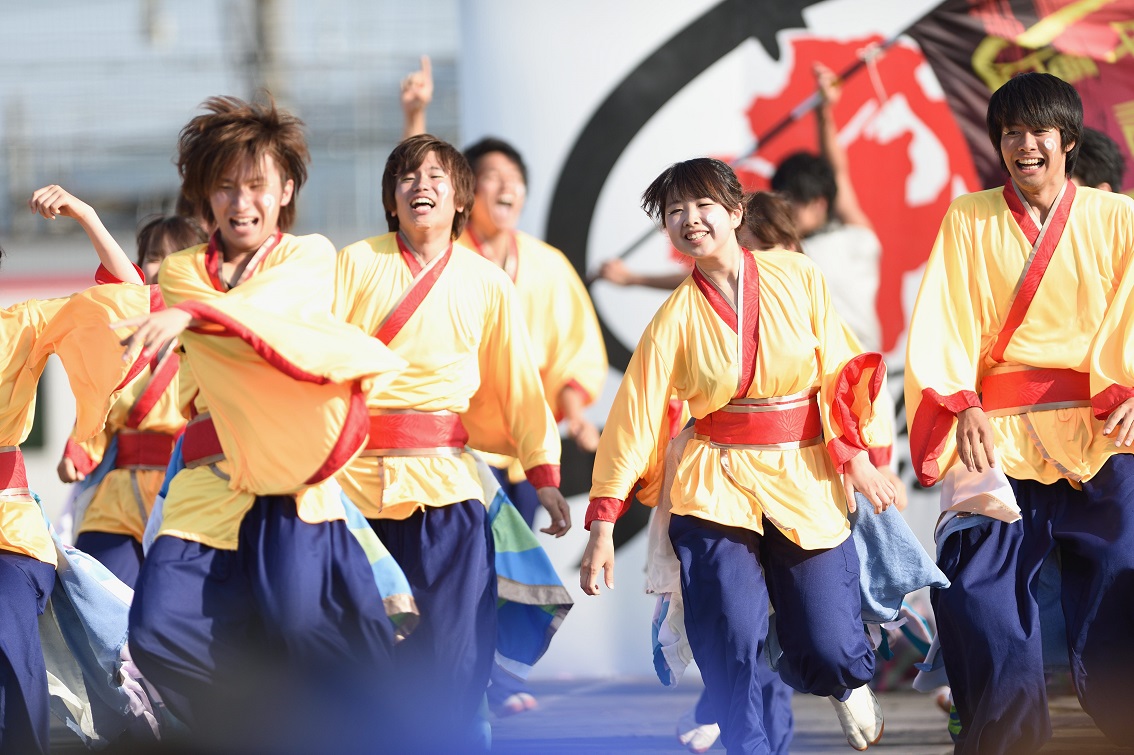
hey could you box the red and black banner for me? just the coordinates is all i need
[909,0,1134,189]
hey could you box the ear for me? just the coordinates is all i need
[1063,139,1076,155]
[729,204,744,229]
[1098,181,1113,192]
[280,178,295,207]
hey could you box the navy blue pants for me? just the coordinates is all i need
[74,531,143,588]
[370,500,497,752]
[693,650,794,755]
[129,496,395,755]
[934,453,1134,754]
[671,514,872,755]
[0,551,55,755]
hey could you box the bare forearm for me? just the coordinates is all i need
[76,208,142,284]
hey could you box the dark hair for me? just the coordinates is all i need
[986,72,1082,176]
[1072,127,1125,191]
[464,137,528,185]
[641,158,744,225]
[743,192,801,251]
[771,152,837,219]
[136,215,208,266]
[382,134,475,239]
[177,94,309,232]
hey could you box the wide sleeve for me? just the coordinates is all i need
[813,271,889,473]
[540,255,609,414]
[462,280,562,488]
[1090,202,1134,418]
[586,314,681,528]
[163,238,404,388]
[904,205,984,486]
[31,283,158,441]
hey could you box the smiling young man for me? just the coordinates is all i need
[118,96,406,753]
[334,134,570,751]
[906,73,1134,754]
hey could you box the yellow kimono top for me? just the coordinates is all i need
[906,183,1134,487]
[458,229,608,477]
[2,284,159,565]
[66,349,184,541]
[588,249,889,550]
[333,233,561,520]
[155,233,406,550]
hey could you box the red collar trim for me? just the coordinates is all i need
[691,250,760,398]
[204,230,283,292]
[466,228,518,282]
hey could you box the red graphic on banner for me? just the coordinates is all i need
[726,37,981,354]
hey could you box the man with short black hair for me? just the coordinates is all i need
[906,72,1134,753]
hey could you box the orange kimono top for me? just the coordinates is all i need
[154,232,406,550]
[2,284,160,565]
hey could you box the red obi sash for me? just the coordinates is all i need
[182,414,225,469]
[362,410,468,457]
[980,365,1090,417]
[116,430,177,470]
[0,446,29,492]
[693,390,822,450]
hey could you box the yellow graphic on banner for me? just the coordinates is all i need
[1115,100,1134,157]
[970,0,1120,90]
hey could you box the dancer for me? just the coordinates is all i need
[119,95,406,754]
[39,197,207,585]
[0,240,161,754]
[334,133,570,750]
[906,72,1134,753]
[583,158,894,753]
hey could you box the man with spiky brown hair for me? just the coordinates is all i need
[119,95,406,753]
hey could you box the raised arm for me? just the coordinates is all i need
[401,55,433,140]
[28,185,143,284]
[813,63,872,231]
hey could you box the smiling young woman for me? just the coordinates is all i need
[582,157,896,753]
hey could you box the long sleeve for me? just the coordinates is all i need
[814,269,888,472]
[587,314,680,527]
[462,282,561,488]
[905,203,984,487]
[1089,200,1134,418]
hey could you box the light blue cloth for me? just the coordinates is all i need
[849,492,950,624]
[35,494,152,746]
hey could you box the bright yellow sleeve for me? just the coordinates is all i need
[1089,197,1134,418]
[462,278,561,486]
[904,201,985,486]
[31,283,157,441]
[588,305,682,523]
[526,240,608,413]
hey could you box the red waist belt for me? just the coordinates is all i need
[693,392,823,449]
[980,367,1090,417]
[116,430,177,469]
[0,446,28,491]
[183,414,225,468]
[363,410,469,457]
